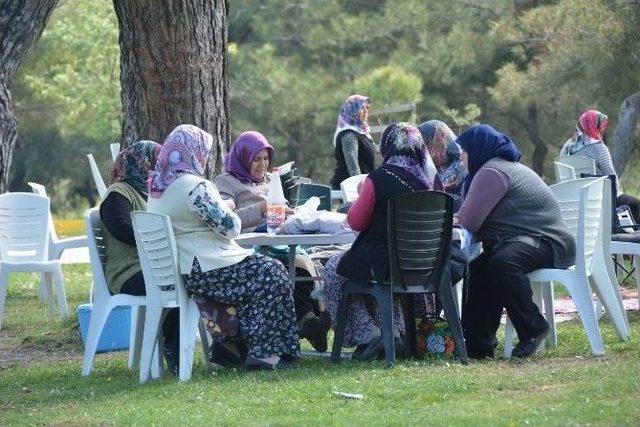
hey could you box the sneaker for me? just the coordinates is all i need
[512,323,550,358]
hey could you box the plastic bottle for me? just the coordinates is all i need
[266,168,287,233]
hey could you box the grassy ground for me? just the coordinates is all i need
[0,265,638,426]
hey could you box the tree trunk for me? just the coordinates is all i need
[611,91,640,177]
[113,0,230,177]
[523,103,547,176]
[0,0,58,193]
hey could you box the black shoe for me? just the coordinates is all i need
[376,336,405,360]
[352,336,384,361]
[209,339,246,368]
[163,348,179,376]
[245,356,296,371]
[300,313,331,353]
[512,323,550,358]
[466,348,495,360]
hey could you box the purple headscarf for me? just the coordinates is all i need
[380,122,433,189]
[148,124,213,198]
[224,131,274,184]
[333,94,371,146]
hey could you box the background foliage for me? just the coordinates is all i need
[9,0,640,214]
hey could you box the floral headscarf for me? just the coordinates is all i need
[561,110,609,155]
[418,120,468,193]
[333,94,371,146]
[380,122,433,189]
[110,140,161,196]
[148,124,213,198]
[224,131,274,184]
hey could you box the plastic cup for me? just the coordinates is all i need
[266,204,286,233]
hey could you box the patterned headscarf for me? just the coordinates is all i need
[561,110,609,155]
[148,124,213,198]
[419,120,468,193]
[110,140,161,196]
[456,124,522,194]
[224,131,274,184]
[333,94,371,146]
[380,122,433,189]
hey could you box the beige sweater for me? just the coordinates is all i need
[213,172,272,233]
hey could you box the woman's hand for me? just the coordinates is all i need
[224,198,236,211]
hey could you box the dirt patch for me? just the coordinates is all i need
[0,328,85,370]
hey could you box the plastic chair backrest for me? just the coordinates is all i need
[87,154,108,198]
[550,177,605,274]
[340,174,367,203]
[27,182,59,243]
[0,193,50,263]
[85,208,111,302]
[554,155,596,178]
[294,183,332,211]
[554,162,576,183]
[110,143,121,162]
[130,211,183,306]
[387,191,453,289]
[279,171,297,205]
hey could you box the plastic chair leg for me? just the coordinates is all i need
[372,286,395,368]
[151,341,162,379]
[179,301,200,381]
[81,304,110,376]
[438,283,468,364]
[0,267,8,330]
[42,272,55,318]
[532,284,546,352]
[399,294,416,358]
[139,304,163,383]
[541,282,557,348]
[566,276,605,356]
[330,287,351,363]
[590,269,629,341]
[52,265,68,317]
[128,306,145,369]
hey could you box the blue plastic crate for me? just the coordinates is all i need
[77,303,131,353]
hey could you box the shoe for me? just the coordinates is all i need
[300,313,331,353]
[209,339,246,368]
[466,348,494,360]
[512,323,550,358]
[376,336,405,360]
[352,336,384,361]
[163,337,180,376]
[245,356,296,371]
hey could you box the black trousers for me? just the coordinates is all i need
[617,193,640,225]
[462,240,554,355]
[120,271,180,349]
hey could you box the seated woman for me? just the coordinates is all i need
[323,122,434,360]
[457,124,576,359]
[330,94,377,190]
[147,124,299,371]
[213,131,331,352]
[560,109,640,223]
[418,119,468,209]
[100,140,180,374]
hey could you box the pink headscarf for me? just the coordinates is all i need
[148,124,213,198]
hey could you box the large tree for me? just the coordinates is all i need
[113,0,230,175]
[0,0,58,193]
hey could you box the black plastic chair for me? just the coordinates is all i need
[293,183,332,211]
[330,191,468,367]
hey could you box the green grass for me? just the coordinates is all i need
[1,265,638,426]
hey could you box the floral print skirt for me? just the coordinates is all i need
[184,254,300,359]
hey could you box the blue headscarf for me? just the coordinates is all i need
[456,124,521,193]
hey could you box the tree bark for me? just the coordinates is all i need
[0,0,58,193]
[610,91,640,177]
[113,0,230,177]
[522,103,547,176]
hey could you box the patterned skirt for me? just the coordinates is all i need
[184,254,300,359]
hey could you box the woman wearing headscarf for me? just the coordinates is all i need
[100,140,180,374]
[214,131,331,353]
[418,119,468,204]
[330,94,377,189]
[456,124,575,359]
[147,125,299,371]
[323,122,434,360]
[560,109,640,223]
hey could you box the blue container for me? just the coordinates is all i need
[77,303,131,353]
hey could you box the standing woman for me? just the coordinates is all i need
[457,124,576,358]
[330,94,377,189]
[147,125,299,370]
[560,109,640,223]
[323,122,433,360]
[100,140,180,374]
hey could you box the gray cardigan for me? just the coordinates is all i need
[213,172,272,233]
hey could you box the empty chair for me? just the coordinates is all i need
[293,183,332,211]
[131,211,208,382]
[0,193,68,329]
[554,162,576,183]
[87,154,108,198]
[340,174,367,203]
[110,143,121,162]
[554,155,596,178]
[81,208,149,376]
[331,191,468,367]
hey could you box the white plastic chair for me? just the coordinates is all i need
[81,208,151,376]
[27,182,88,300]
[554,162,576,183]
[554,155,596,178]
[0,193,68,329]
[131,211,209,382]
[503,177,626,357]
[340,174,367,203]
[87,154,107,198]
[110,143,121,162]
